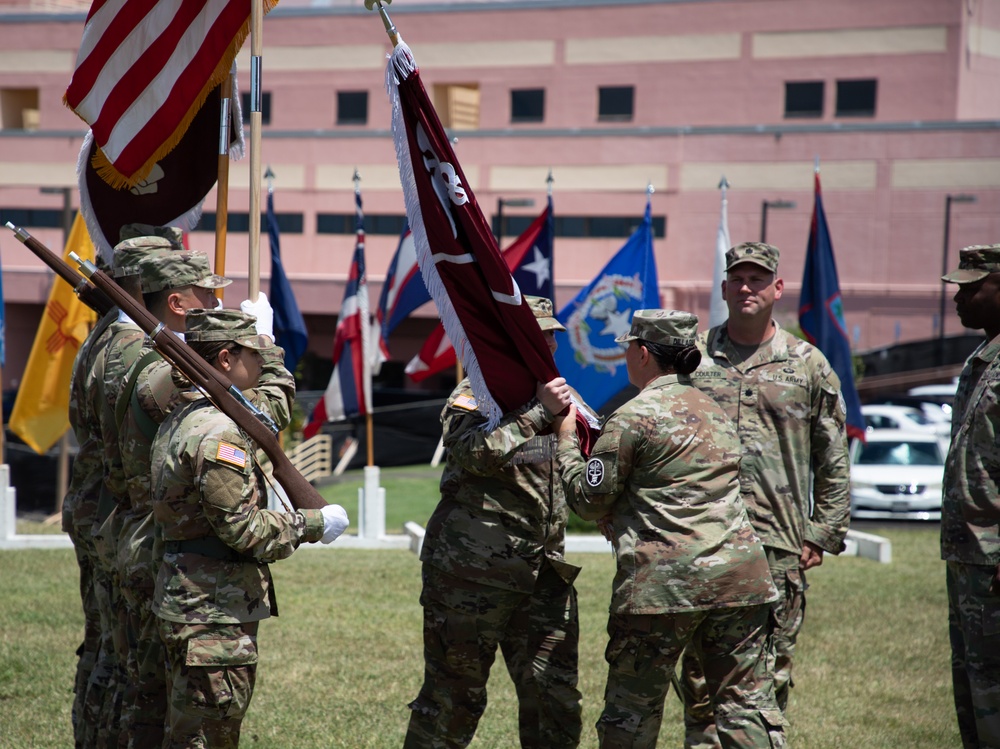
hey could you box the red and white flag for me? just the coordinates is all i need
[385,41,558,428]
[65,0,272,189]
[304,187,372,438]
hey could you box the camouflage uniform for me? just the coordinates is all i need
[150,310,323,749]
[65,308,118,748]
[940,245,1000,749]
[556,310,784,749]
[681,244,850,746]
[117,343,292,748]
[405,297,594,749]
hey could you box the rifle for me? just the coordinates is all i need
[57,248,329,512]
[7,223,115,315]
[8,221,329,511]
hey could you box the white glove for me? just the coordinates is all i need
[320,504,349,544]
[240,292,274,338]
[215,296,224,310]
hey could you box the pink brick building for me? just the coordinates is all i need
[0,0,997,392]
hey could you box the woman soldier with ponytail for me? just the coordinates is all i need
[552,310,786,749]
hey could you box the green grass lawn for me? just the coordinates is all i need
[1,468,958,747]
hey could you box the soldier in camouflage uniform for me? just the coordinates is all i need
[680,242,850,748]
[151,309,349,749]
[97,235,225,748]
[113,243,255,748]
[940,244,1000,748]
[65,288,120,749]
[404,296,598,749]
[553,310,784,749]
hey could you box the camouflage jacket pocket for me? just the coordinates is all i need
[184,634,258,667]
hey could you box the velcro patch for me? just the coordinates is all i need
[452,394,478,412]
[586,458,605,487]
[215,442,248,469]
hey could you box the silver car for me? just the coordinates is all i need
[849,429,946,521]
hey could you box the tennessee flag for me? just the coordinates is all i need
[9,214,98,453]
[304,188,372,438]
[405,198,555,382]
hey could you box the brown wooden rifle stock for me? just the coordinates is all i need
[69,251,329,512]
[6,222,115,315]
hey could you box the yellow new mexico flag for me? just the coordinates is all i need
[9,213,97,454]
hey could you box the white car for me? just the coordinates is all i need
[861,404,951,438]
[849,430,945,521]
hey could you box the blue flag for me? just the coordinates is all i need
[554,198,659,412]
[266,190,308,374]
[798,172,865,441]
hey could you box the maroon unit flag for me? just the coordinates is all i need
[65,0,272,189]
[385,42,557,428]
[78,75,243,264]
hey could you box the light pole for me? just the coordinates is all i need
[495,197,535,248]
[39,186,74,510]
[939,193,977,365]
[760,199,796,244]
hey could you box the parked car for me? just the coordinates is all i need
[849,430,945,521]
[861,404,950,438]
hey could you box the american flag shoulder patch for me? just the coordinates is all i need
[215,441,248,469]
[452,394,478,412]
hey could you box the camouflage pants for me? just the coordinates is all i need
[680,549,804,749]
[404,562,582,749]
[122,583,167,749]
[947,561,1000,749]
[599,605,784,749]
[81,562,124,749]
[68,523,102,749]
[159,619,259,749]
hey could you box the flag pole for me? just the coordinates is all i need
[355,168,375,468]
[366,0,399,47]
[214,68,234,300]
[248,0,264,300]
[546,168,555,299]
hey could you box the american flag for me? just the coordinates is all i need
[64,0,270,188]
[216,441,248,468]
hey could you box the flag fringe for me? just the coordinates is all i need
[79,1,274,190]
[385,41,502,429]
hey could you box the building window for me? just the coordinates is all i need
[337,91,368,126]
[498,213,665,239]
[836,79,877,117]
[240,92,272,125]
[432,84,480,130]
[510,88,544,123]
[1,88,39,129]
[598,86,634,122]
[197,212,303,233]
[317,213,408,236]
[784,81,824,118]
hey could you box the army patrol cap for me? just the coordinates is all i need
[942,244,1000,284]
[526,295,566,332]
[119,223,184,248]
[615,309,699,347]
[112,236,176,287]
[140,248,232,293]
[726,242,780,273]
[184,309,272,350]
